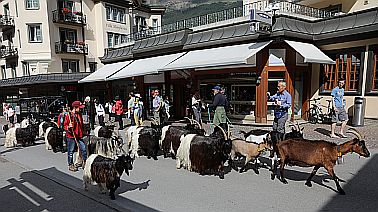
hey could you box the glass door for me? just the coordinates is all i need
[267,71,285,117]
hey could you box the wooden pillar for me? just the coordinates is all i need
[285,70,295,121]
[164,71,171,97]
[301,67,312,120]
[255,48,269,123]
[256,69,268,123]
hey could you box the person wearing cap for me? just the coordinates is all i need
[114,96,124,130]
[267,81,292,141]
[64,101,87,172]
[208,85,228,127]
[152,90,162,125]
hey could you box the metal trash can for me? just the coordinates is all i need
[352,97,366,127]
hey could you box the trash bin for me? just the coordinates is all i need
[352,97,366,127]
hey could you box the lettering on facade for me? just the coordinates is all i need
[106,23,128,31]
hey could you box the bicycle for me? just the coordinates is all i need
[307,97,334,124]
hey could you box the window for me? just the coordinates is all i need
[89,62,97,73]
[152,19,158,31]
[106,6,111,20]
[22,62,30,76]
[321,52,363,92]
[62,60,79,73]
[28,24,42,42]
[1,65,6,79]
[107,32,130,48]
[107,33,113,48]
[105,4,126,23]
[26,0,39,9]
[114,34,120,46]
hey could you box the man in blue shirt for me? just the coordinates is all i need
[330,79,348,138]
[267,81,292,141]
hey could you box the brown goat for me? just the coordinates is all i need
[276,128,370,195]
[230,139,272,173]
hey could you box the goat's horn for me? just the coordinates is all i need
[190,119,202,129]
[347,128,364,140]
[215,125,228,140]
[184,117,193,125]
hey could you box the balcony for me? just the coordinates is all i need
[0,46,18,59]
[55,41,88,55]
[0,15,15,31]
[52,10,86,26]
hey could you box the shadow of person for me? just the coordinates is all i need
[314,128,332,136]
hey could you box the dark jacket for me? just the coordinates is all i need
[209,93,227,109]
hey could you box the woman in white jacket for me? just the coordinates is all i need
[95,100,105,127]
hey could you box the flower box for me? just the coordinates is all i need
[62,8,71,14]
[74,11,83,16]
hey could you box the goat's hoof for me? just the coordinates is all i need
[282,179,288,184]
[110,195,115,200]
[271,174,275,180]
[239,169,244,173]
[305,181,312,187]
[153,157,158,160]
[338,189,346,195]
[147,156,151,159]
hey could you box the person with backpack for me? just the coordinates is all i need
[64,101,87,172]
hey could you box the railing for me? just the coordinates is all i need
[0,15,15,28]
[108,0,335,49]
[55,41,88,54]
[52,10,86,25]
[0,46,18,58]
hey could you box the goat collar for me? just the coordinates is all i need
[337,145,353,157]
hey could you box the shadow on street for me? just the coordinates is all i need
[0,167,158,212]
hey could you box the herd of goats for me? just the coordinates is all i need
[1,116,371,199]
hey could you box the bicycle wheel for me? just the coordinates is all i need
[308,108,318,124]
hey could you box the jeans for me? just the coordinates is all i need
[192,107,202,123]
[98,115,104,126]
[67,137,87,166]
[273,113,288,134]
[116,114,123,129]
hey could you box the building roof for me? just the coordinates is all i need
[101,7,378,63]
[0,73,90,87]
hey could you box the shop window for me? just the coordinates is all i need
[372,53,378,91]
[321,52,363,93]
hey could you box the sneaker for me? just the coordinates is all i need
[330,134,339,138]
[69,165,78,172]
[74,163,82,168]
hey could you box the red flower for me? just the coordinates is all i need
[62,8,71,14]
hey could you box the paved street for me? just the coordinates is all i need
[1,120,378,212]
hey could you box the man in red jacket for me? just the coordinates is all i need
[64,101,87,172]
[114,96,124,130]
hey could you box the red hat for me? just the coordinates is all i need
[72,101,85,108]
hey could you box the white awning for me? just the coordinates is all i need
[107,53,185,81]
[160,41,272,71]
[284,40,335,64]
[78,61,132,83]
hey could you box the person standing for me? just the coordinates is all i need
[208,86,227,127]
[163,95,171,122]
[95,99,105,127]
[330,79,348,138]
[58,107,69,152]
[64,101,87,172]
[152,90,162,125]
[133,94,143,126]
[114,96,124,130]
[267,81,292,141]
[192,91,202,124]
[127,92,136,126]
[7,106,16,127]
